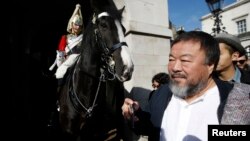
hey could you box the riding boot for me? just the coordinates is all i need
[57,78,64,93]
[47,111,56,128]
[47,109,59,134]
[56,78,64,112]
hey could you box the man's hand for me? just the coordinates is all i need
[121,98,140,120]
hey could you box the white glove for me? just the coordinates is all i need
[56,50,65,67]
[55,54,80,79]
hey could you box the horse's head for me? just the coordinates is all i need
[92,9,134,82]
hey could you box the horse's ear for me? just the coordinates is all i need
[118,6,125,15]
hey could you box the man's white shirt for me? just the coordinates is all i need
[160,86,220,141]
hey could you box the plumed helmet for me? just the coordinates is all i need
[72,14,83,26]
[67,4,83,33]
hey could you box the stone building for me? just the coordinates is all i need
[114,0,173,92]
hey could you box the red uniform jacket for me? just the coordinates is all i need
[58,35,67,51]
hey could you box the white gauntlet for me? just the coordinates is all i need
[55,54,80,79]
[56,50,65,67]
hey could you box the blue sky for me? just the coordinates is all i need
[168,0,236,31]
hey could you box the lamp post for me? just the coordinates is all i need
[205,0,225,35]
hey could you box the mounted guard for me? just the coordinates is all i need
[49,4,84,82]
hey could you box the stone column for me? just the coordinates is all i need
[114,0,172,92]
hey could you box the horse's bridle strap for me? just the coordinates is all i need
[111,42,127,53]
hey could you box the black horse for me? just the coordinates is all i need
[57,0,134,140]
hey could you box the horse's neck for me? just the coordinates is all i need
[73,49,101,91]
[71,27,102,104]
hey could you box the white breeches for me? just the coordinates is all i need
[55,54,80,79]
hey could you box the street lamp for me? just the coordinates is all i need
[205,0,225,35]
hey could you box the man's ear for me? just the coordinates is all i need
[232,51,240,61]
[208,64,215,75]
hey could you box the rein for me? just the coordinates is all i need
[69,67,106,118]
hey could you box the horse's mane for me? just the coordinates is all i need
[79,22,101,75]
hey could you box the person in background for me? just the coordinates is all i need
[148,72,169,100]
[214,32,250,84]
[49,4,84,83]
[236,54,249,71]
[121,31,250,141]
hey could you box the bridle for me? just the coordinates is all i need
[68,12,127,118]
[95,29,127,81]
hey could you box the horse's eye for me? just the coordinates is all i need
[100,23,108,29]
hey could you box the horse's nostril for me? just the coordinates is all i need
[124,72,128,77]
[124,71,132,80]
[124,71,131,78]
